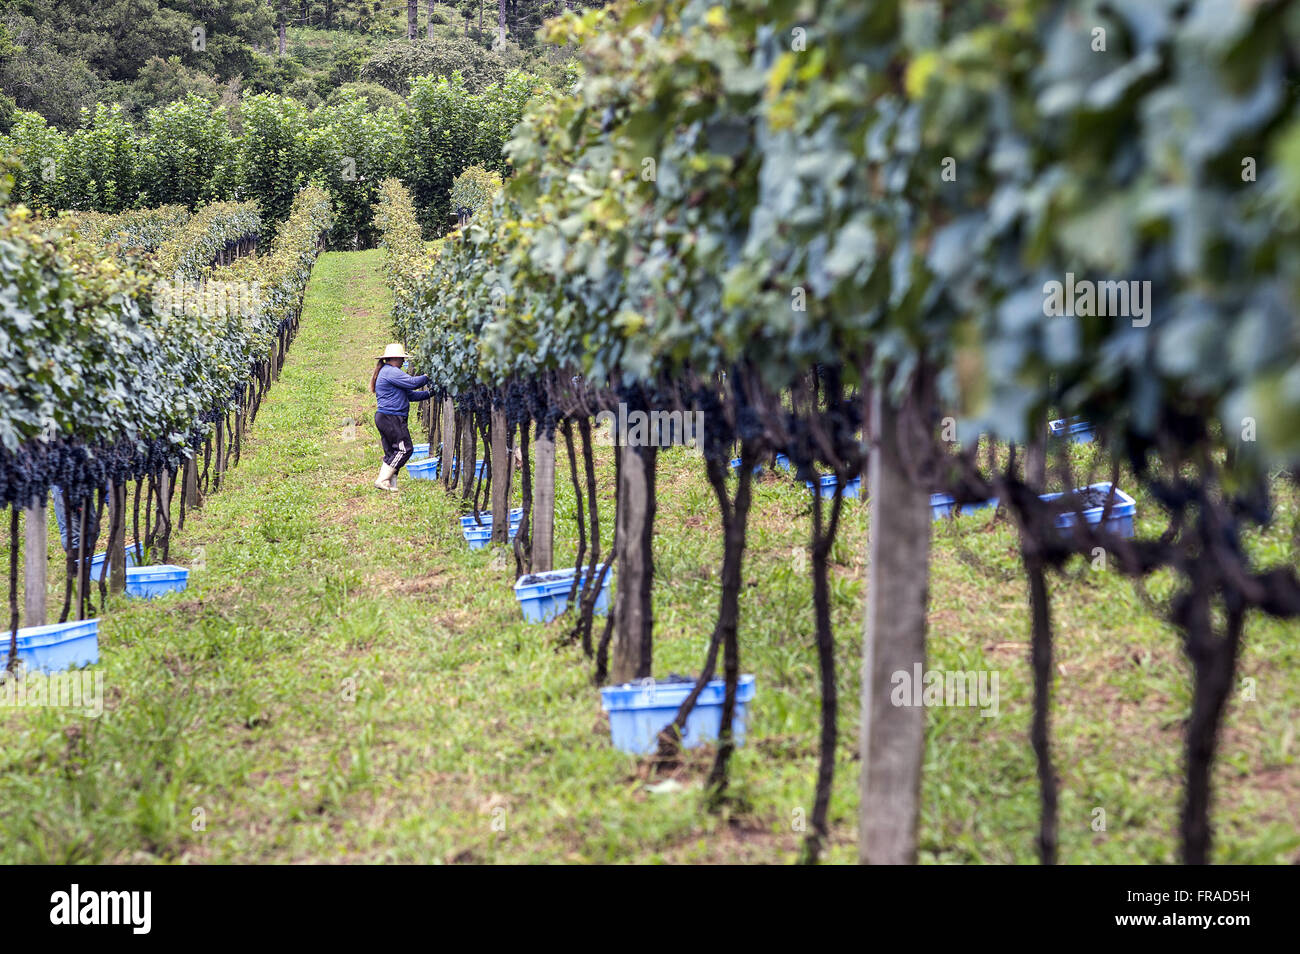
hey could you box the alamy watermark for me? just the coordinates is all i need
[152,273,262,319]
[50,884,150,934]
[595,403,705,452]
[890,664,999,717]
[1043,272,1151,327]
[0,669,104,718]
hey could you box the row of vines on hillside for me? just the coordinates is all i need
[1,176,332,653]
[378,0,1300,866]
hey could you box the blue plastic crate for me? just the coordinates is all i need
[463,521,521,550]
[446,457,486,481]
[773,454,791,471]
[460,509,523,550]
[1040,482,1136,539]
[124,564,189,599]
[89,545,140,582]
[729,458,764,476]
[805,473,861,499]
[930,493,999,520]
[5,618,99,672]
[449,457,486,480]
[410,442,430,459]
[1048,418,1095,444]
[406,456,440,480]
[403,456,485,482]
[459,508,523,528]
[600,675,757,755]
[514,565,611,623]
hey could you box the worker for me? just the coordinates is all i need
[370,343,432,491]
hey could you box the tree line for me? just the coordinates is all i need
[2,70,548,244]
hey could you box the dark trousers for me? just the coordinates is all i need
[376,412,415,470]
[51,485,102,554]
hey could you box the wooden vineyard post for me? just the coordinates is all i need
[610,443,656,684]
[531,425,555,572]
[214,417,225,491]
[107,482,127,595]
[184,455,200,510]
[74,501,87,621]
[460,411,476,497]
[441,397,455,487]
[235,394,245,467]
[859,384,931,865]
[158,467,172,560]
[1026,414,1047,492]
[490,405,510,545]
[23,496,47,627]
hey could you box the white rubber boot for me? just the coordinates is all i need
[388,470,399,490]
[375,463,397,491]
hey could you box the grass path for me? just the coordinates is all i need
[0,250,1295,863]
[0,251,805,863]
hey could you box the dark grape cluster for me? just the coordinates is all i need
[503,378,547,433]
[454,385,493,421]
[0,434,179,513]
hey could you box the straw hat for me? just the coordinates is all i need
[378,343,411,361]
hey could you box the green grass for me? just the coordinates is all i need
[0,249,1295,863]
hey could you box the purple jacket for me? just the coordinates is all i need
[376,365,431,416]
